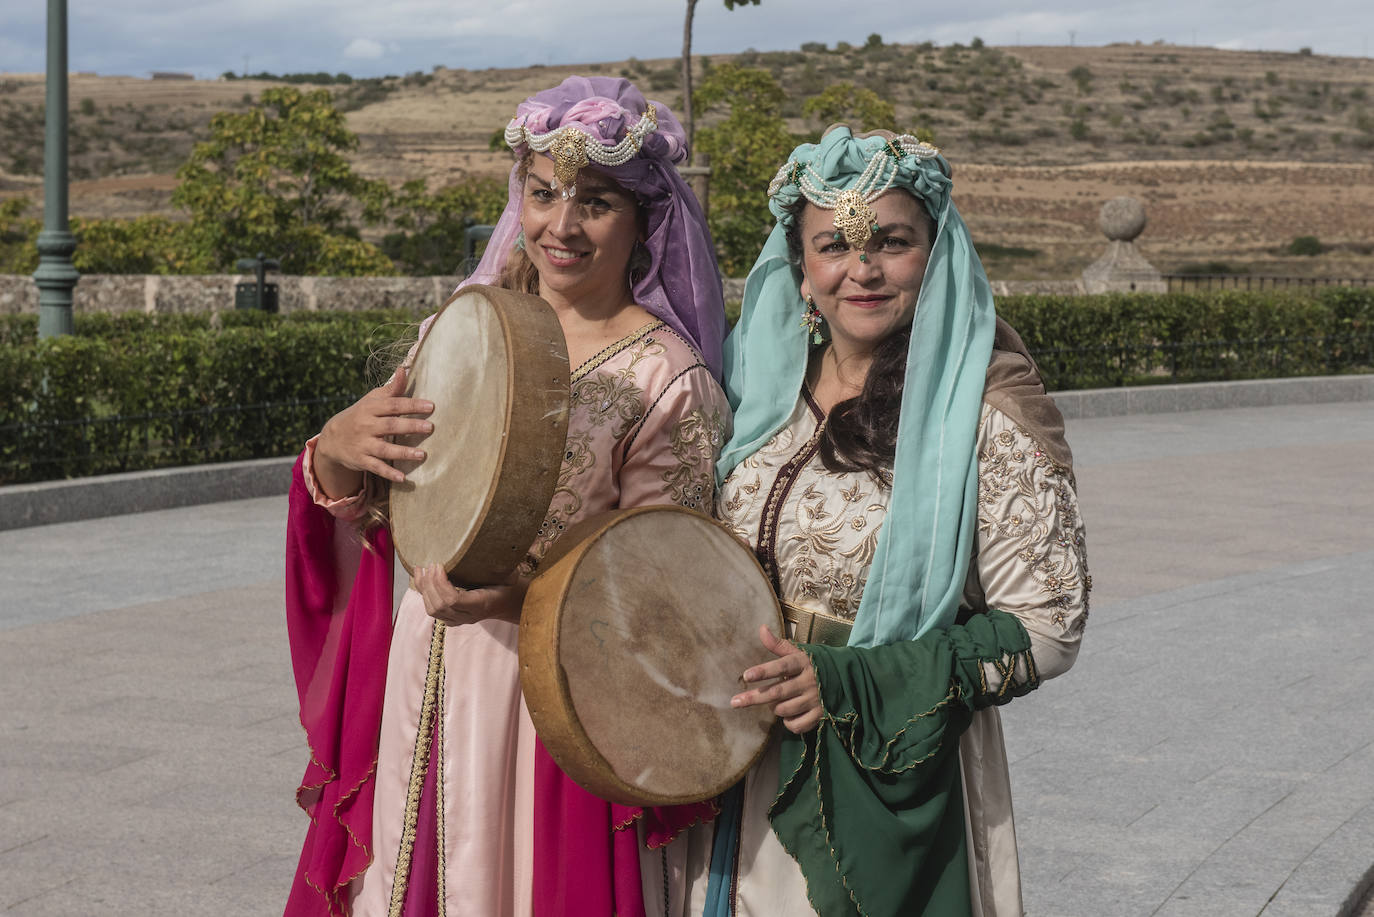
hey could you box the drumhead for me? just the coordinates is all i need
[521,505,782,806]
[390,285,569,584]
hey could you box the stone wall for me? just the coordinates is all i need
[0,274,465,315]
[721,277,1081,301]
[0,274,1080,315]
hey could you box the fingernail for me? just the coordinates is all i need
[730,696,744,708]
[414,450,425,460]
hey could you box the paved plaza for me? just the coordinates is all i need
[1,400,1372,916]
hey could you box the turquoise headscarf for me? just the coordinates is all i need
[716,126,996,646]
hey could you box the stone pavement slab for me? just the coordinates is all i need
[1,400,1371,916]
[0,495,287,631]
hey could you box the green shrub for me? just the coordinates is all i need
[1287,235,1324,256]
[1175,261,1247,275]
[1068,65,1094,95]
[977,243,1040,259]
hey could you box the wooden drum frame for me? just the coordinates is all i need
[389,284,570,585]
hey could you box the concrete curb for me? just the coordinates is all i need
[1052,372,1374,420]
[3,374,1370,531]
[0,456,295,531]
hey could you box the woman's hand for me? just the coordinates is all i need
[314,366,435,499]
[731,625,822,734]
[413,564,528,626]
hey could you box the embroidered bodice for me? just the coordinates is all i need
[716,390,1089,684]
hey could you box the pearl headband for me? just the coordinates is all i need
[768,134,940,253]
[505,106,660,199]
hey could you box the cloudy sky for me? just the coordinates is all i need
[1,1,1370,79]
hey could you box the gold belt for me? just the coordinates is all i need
[781,602,852,648]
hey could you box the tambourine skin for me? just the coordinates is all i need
[390,284,570,585]
[520,505,782,807]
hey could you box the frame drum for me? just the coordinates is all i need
[520,505,783,806]
[390,284,570,584]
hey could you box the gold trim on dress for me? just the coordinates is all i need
[387,622,447,917]
[570,320,665,383]
[434,656,447,916]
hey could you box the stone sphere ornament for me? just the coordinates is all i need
[1099,196,1147,242]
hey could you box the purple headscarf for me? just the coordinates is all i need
[461,76,725,379]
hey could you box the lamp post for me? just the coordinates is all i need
[33,0,79,339]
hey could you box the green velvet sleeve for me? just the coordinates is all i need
[767,609,1037,917]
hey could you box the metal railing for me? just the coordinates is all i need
[1163,274,1374,293]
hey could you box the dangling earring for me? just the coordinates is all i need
[627,240,650,287]
[514,229,526,251]
[801,295,825,345]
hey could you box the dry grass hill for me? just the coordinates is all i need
[3,39,1374,280]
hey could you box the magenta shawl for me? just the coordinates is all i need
[284,454,394,916]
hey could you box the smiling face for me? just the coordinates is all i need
[797,190,934,358]
[520,154,643,309]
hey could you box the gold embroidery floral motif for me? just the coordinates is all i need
[522,430,595,573]
[782,480,887,622]
[976,411,1090,634]
[571,333,663,441]
[662,407,726,510]
[717,404,806,544]
[524,332,695,573]
[716,396,890,622]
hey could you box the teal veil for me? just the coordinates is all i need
[716,126,997,645]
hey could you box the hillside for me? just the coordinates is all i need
[3,40,1374,279]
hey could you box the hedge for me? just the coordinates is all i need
[1,308,425,484]
[997,288,1373,390]
[1,288,1371,484]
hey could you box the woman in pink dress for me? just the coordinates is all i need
[283,77,729,917]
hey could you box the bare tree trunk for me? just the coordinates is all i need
[681,0,697,164]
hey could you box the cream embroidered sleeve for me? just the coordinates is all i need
[973,404,1090,686]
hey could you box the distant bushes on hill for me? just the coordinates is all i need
[220,71,361,84]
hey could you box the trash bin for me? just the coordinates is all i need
[234,281,279,312]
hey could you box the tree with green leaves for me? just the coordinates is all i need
[682,0,761,162]
[173,86,394,275]
[803,82,900,133]
[0,198,38,274]
[1,198,211,275]
[379,175,509,275]
[70,216,210,275]
[693,64,795,275]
